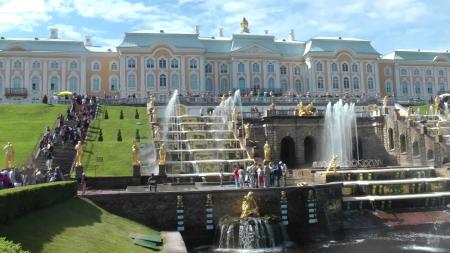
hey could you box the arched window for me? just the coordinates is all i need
[32,61,40,69]
[332,77,339,89]
[413,69,420,76]
[316,62,323,72]
[110,76,118,91]
[111,62,118,71]
[343,77,350,89]
[205,63,212,73]
[331,63,338,72]
[14,61,21,69]
[353,77,359,89]
[146,74,154,89]
[402,80,409,94]
[317,77,324,89]
[128,58,136,68]
[49,76,58,91]
[146,59,154,69]
[401,69,408,76]
[280,65,287,75]
[171,59,178,69]
[253,77,260,90]
[68,76,77,92]
[281,79,288,93]
[295,80,302,93]
[93,62,100,71]
[70,61,77,70]
[268,78,275,90]
[220,64,228,73]
[294,66,301,75]
[50,61,58,70]
[414,81,421,94]
[427,150,434,160]
[206,78,213,92]
[427,81,433,94]
[238,77,246,91]
[171,74,179,90]
[238,62,245,73]
[252,63,260,73]
[160,74,167,87]
[412,141,419,156]
[342,63,349,72]
[128,73,136,89]
[31,76,40,91]
[189,74,197,90]
[385,80,392,94]
[367,64,373,73]
[159,58,166,69]
[368,77,374,90]
[189,59,197,69]
[220,78,228,92]
[384,67,391,76]
[12,76,21,89]
[352,63,358,72]
[92,76,100,91]
[426,69,432,76]
[400,134,406,153]
[439,70,444,76]
[440,82,446,92]
[267,63,274,73]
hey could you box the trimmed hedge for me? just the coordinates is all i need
[0,237,29,253]
[0,181,77,224]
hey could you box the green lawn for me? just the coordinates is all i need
[411,104,433,115]
[0,104,66,167]
[82,105,152,176]
[0,198,159,253]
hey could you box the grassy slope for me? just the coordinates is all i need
[0,104,66,167]
[0,198,158,253]
[82,106,152,176]
[411,104,433,115]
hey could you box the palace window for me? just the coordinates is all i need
[128,58,136,68]
[128,73,136,89]
[267,63,274,73]
[220,78,228,92]
[147,74,154,89]
[343,77,350,89]
[342,63,349,72]
[413,69,420,76]
[401,69,408,76]
[92,76,100,91]
[414,81,421,94]
[93,62,100,71]
[172,74,179,90]
[0,61,3,68]
[253,77,260,90]
[50,61,58,70]
[402,80,409,94]
[427,81,433,94]
[50,76,58,91]
[368,77,374,90]
[332,77,339,89]
[352,63,358,73]
[268,78,275,90]
[367,64,373,73]
[205,63,212,73]
[189,59,197,69]
[295,80,302,93]
[69,76,77,92]
[316,62,323,72]
[426,69,432,76]
[353,77,359,89]
[160,74,167,87]
[385,80,392,94]
[238,62,245,73]
[13,76,22,89]
[280,65,287,75]
[206,78,213,92]
[294,66,301,75]
[189,74,197,89]
[159,58,167,69]
[317,76,324,89]
[220,64,228,73]
[111,62,118,71]
[31,76,40,91]
[252,63,260,73]
[110,76,118,91]
[331,63,338,72]
[238,77,246,91]
[171,59,178,69]
[439,70,445,76]
[281,79,288,93]
[440,82,446,92]
[70,61,77,70]
[384,67,391,76]
[14,61,21,69]
[146,59,155,69]
[32,61,40,69]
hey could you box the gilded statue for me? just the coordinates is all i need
[281,191,287,201]
[299,102,314,116]
[383,96,388,108]
[232,107,238,123]
[269,91,273,97]
[249,90,254,97]
[240,192,259,218]
[206,194,213,207]
[176,195,183,208]
[269,103,276,111]
[240,17,249,33]
[152,107,157,123]
[153,125,161,142]
[263,141,271,162]
[407,106,413,117]
[159,143,167,165]
[148,96,155,109]
[244,123,251,140]
[75,141,83,167]
[436,121,442,136]
[220,94,226,107]
[132,141,141,166]
[326,155,338,174]
[3,142,15,168]
[297,101,304,116]
[434,96,441,115]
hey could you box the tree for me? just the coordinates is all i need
[119,109,124,120]
[135,108,139,119]
[135,129,140,142]
[98,129,103,142]
[104,109,109,119]
[117,129,122,142]
[42,95,48,104]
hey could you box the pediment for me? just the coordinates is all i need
[234,44,277,55]
[6,43,27,51]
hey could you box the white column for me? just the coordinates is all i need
[180,56,185,95]
[5,58,10,88]
[434,67,439,94]
[245,60,250,91]
[262,61,267,90]
[275,61,280,89]
[140,56,145,98]
[80,56,87,95]
[214,61,219,95]
[24,58,30,91]
[232,60,237,89]
[43,60,48,94]
[374,61,381,95]
[199,56,205,93]
[395,63,401,98]
[119,55,126,98]
[61,60,66,91]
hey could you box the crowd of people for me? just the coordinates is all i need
[231,161,288,189]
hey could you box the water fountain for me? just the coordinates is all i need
[321,99,358,165]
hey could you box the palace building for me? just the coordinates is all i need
[0,18,449,103]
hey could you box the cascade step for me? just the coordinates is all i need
[343,191,450,202]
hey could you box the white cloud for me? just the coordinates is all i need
[0,0,50,32]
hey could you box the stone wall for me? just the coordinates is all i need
[86,183,343,248]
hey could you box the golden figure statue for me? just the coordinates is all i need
[244,123,251,140]
[249,90,254,97]
[299,102,314,116]
[232,107,238,123]
[326,155,338,174]
[407,106,413,117]
[269,91,273,97]
[176,195,183,208]
[3,142,15,168]
[281,191,287,201]
[263,141,271,162]
[152,107,157,123]
[434,96,441,115]
[240,17,249,33]
[240,192,259,218]
[297,101,304,116]
[75,141,83,167]
[436,121,442,136]
[383,96,388,108]
[269,103,276,111]
[153,125,161,142]
[148,96,155,109]
[206,194,213,207]
[132,141,141,166]
[220,94,226,107]
[159,143,167,165]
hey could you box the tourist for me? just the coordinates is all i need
[54,166,64,181]
[276,161,283,187]
[257,164,264,188]
[233,165,239,188]
[264,163,271,188]
[238,166,245,189]
[1,170,12,188]
[247,163,256,188]
[282,162,288,187]
[81,172,88,195]
[219,167,224,186]
[269,162,275,187]
[46,143,54,170]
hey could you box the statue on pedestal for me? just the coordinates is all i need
[240,17,250,33]
[153,125,160,142]
[263,141,271,162]
[383,96,388,108]
[244,123,251,140]
[299,102,314,116]
[434,96,441,115]
[132,141,141,166]
[75,141,83,167]
[240,192,259,218]
[436,121,442,136]
[326,155,338,174]
[232,107,238,123]
[3,142,15,168]
[407,106,413,117]
[297,101,304,116]
[152,107,157,123]
[159,143,167,165]
[220,95,226,107]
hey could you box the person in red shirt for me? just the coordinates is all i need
[233,165,239,189]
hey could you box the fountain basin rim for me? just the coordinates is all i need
[330,166,434,174]
[164,148,246,153]
[164,159,254,164]
[343,191,450,202]
[343,177,450,186]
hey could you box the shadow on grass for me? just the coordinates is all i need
[0,198,102,253]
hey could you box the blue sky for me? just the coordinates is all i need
[0,0,449,54]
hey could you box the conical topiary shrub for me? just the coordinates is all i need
[135,129,140,142]
[119,109,124,120]
[42,94,48,104]
[98,129,103,142]
[135,108,140,119]
[104,109,109,119]
[117,129,122,142]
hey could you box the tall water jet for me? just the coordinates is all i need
[162,89,179,142]
[321,99,358,165]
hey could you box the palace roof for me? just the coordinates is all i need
[0,38,89,53]
[383,50,450,61]
[304,37,380,56]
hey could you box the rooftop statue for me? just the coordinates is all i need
[3,142,15,168]
[240,192,259,218]
[240,17,249,33]
[132,140,141,166]
[263,141,271,162]
[326,155,338,174]
[75,141,83,167]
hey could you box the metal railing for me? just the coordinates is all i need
[5,88,27,97]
